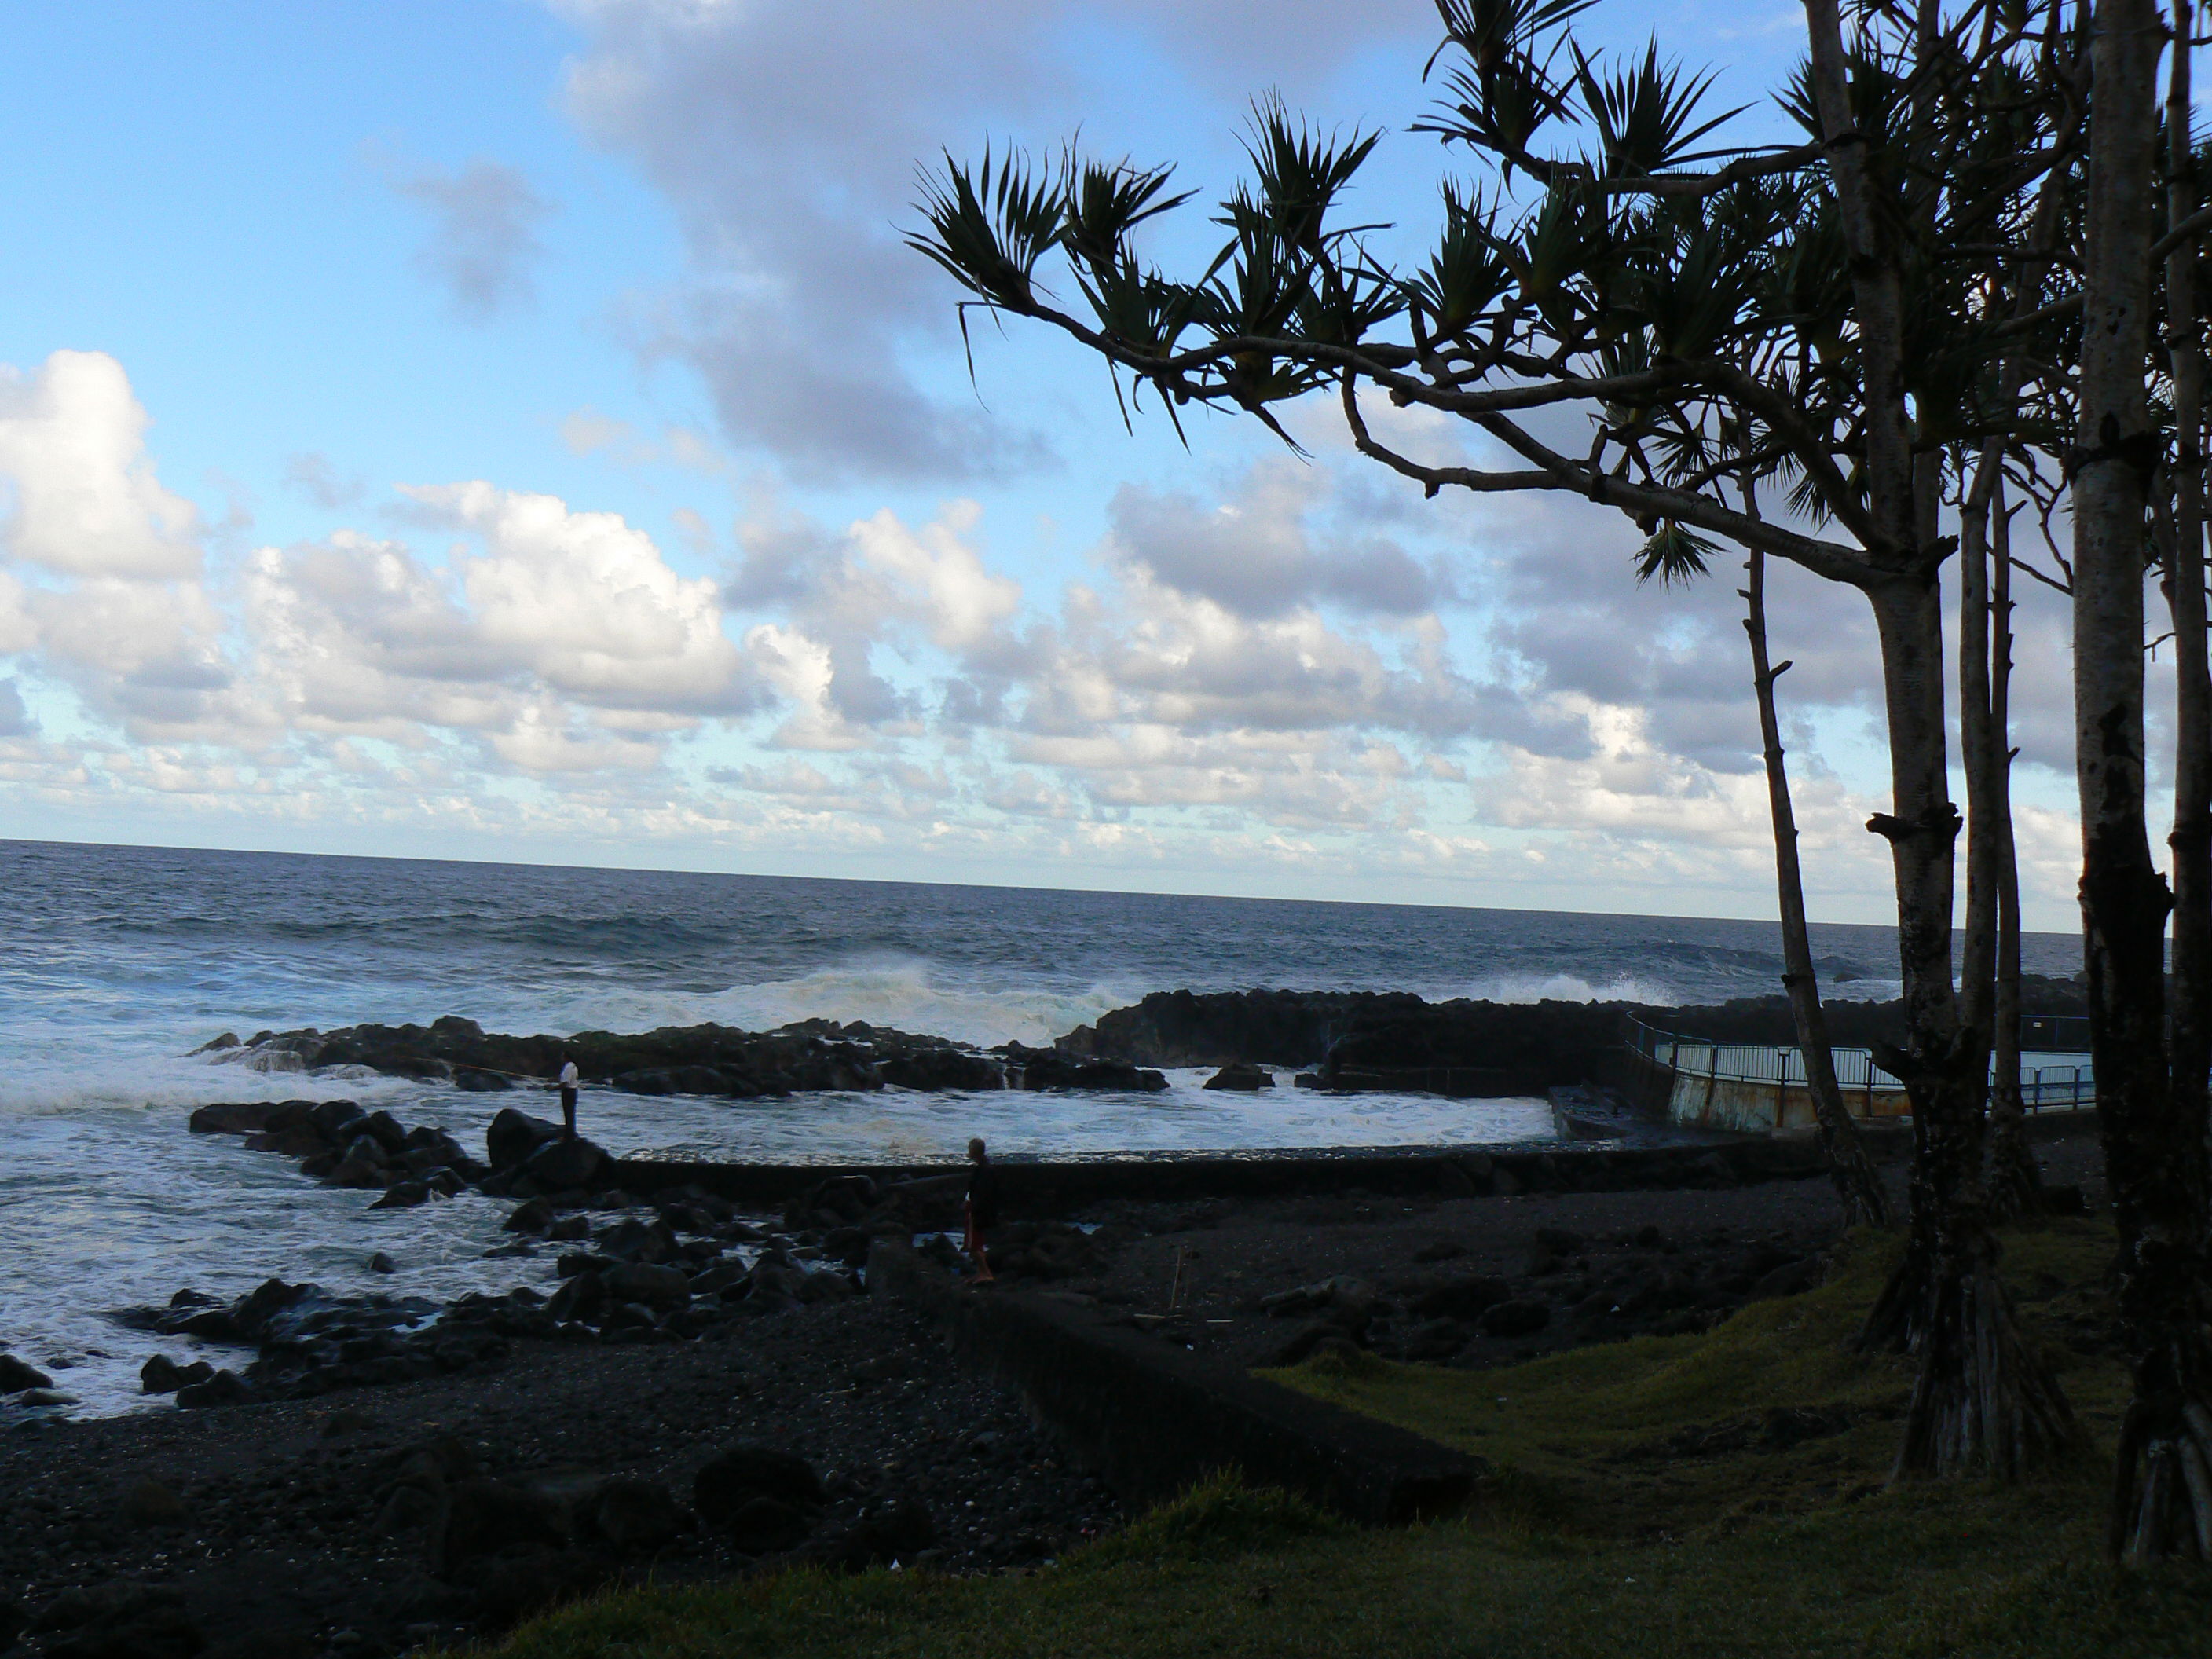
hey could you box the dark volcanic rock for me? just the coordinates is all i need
[998,1046,1167,1093]
[486,1109,563,1172]
[0,1355,54,1393]
[1202,1062,1273,1091]
[216,1016,1017,1101]
[693,1444,826,1525]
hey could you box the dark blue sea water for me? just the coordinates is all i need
[0,837,2083,1417]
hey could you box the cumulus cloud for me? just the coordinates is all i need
[0,351,201,579]
[0,678,31,738]
[396,159,555,322]
[1104,461,1445,619]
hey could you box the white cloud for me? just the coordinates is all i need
[0,351,200,580]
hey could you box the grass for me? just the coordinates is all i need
[479,1218,2212,1659]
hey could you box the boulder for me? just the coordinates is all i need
[428,1478,569,1578]
[524,1137,612,1192]
[186,1102,279,1135]
[693,1444,825,1525]
[603,1263,690,1311]
[720,1496,813,1555]
[1409,1275,1513,1321]
[371,1181,430,1210]
[485,1108,564,1172]
[470,1547,610,1632]
[138,1356,211,1395]
[174,1369,252,1409]
[1202,1062,1273,1092]
[357,1110,409,1153]
[504,1199,555,1236]
[581,1477,693,1554]
[368,1253,397,1275]
[0,1354,54,1392]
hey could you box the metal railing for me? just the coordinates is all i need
[1623,1014,2094,1115]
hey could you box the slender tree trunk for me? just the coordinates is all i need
[1987,489,2043,1220]
[1743,551,1892,1228]
[1856,575,2077,1477]
[2076,0,2212,1562]
[1804,0,2076,1475]
[1958,449,2004,1186]
[2163,0,2212,1252]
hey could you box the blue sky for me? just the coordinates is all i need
[0,1,2094,928]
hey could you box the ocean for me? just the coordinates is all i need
[2,837,2084,1418]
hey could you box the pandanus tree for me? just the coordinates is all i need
[2064,0,2212,1562]
[912,0,2109,1480]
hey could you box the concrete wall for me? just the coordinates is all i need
[870,1239,1480,1524]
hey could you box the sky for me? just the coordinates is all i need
[0,0,2103,928]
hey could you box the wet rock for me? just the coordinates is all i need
[190,1033,240,1054]
[523,1137,611,1192]
[1202,1062,1273,1092]
[998,1047,1168,1093]
[175,1369,253,1409]
[603,1263,690,1311]
[139,1355,211,1395]
[187,1102,280,1134]
[485,1109,563,1172]
[504,1199,555,1236]
[0,1354,55,1392]
[372,1180,431,1209]
[368,1252,397,1274]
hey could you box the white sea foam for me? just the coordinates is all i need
[496,959,1130,1052]
[1452,971,1684,1005]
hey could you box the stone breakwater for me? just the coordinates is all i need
[199,1016,1168,1097]
[159,1097,1119,1412]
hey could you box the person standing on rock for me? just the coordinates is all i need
[558,1056,580,1141]
[964,1137,998,1284]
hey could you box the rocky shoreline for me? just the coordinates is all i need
[0,1131,2110,1659]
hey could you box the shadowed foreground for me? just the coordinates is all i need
[478,1218,2212,1659]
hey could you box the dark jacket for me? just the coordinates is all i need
[965,1159,1000,1228]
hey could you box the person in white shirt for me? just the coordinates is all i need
[558,1057,580,1141]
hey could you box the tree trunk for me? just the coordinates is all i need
[1957,450,2004,1188]
[1804,0,2077,1476]
[1742,550,1892,1228]
[2163,0,2212,1265]
[1987,489,2043,1221]
[1851,573,2076,1475]
[2076,0,2212,1562]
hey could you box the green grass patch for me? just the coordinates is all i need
[480,1216,2212,1659]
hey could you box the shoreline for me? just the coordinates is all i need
[0,1127,2108,1658]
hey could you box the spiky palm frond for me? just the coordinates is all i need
[1568,40,1748,179]
[1240,96,1384,256]
[1633,519,1719,585]
[1407,181,1514,335]
[1061,153,1194,276]
[907,146,1062,311]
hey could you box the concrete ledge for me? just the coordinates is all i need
[609,1139,1826,1212]
[868,1239,1480,1524]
